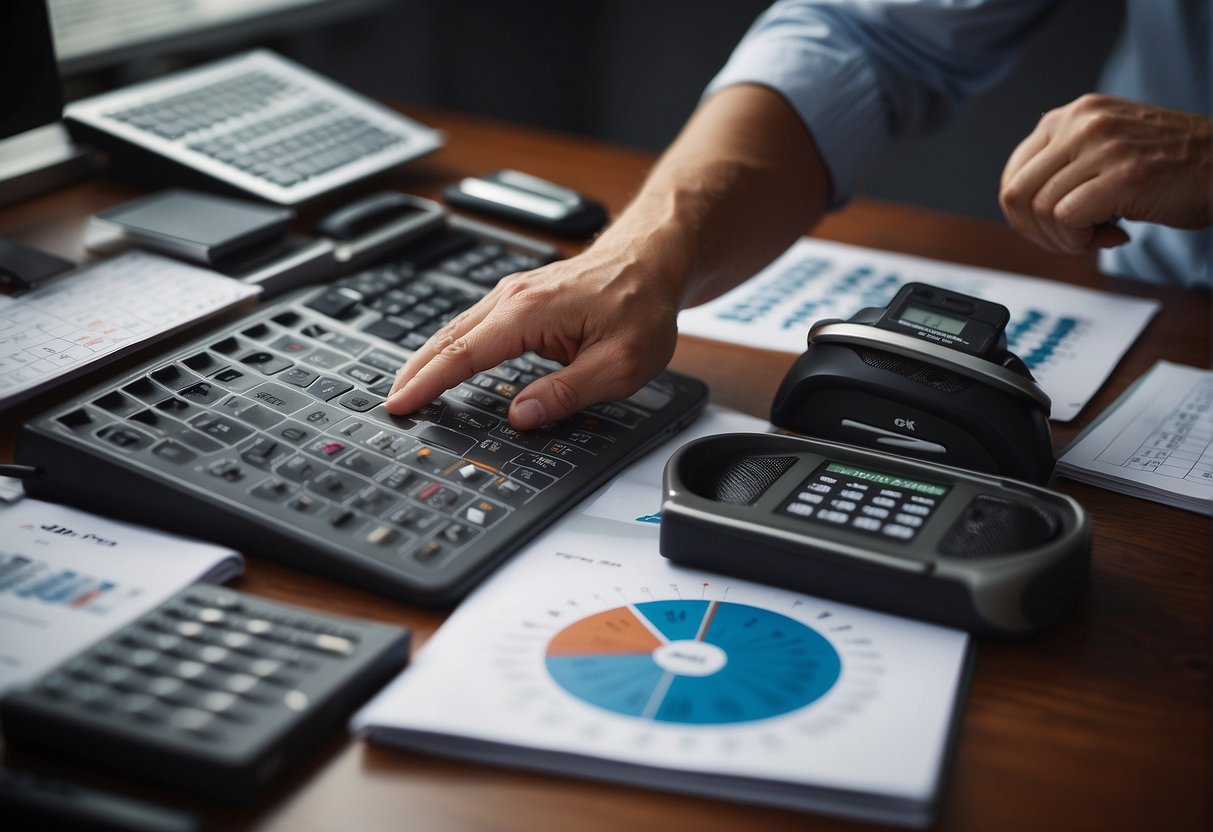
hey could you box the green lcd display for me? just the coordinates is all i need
[898,304,968,336]
[825,462,949,497]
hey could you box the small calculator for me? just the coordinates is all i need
[0,584,409,801]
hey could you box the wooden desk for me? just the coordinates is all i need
[2,107,1209,832]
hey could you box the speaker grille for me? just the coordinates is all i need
[695,453,797,505]
[939,496,1059,557]
[857,347,971,393]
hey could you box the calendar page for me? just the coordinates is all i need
[0,250,259,408]
[677,238,1160,422]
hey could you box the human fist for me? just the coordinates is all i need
[1000,94,1212,254]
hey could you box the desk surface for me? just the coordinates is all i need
[2,105,1209,832]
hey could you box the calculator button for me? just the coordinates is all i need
[816,510,849,524]
[148,676,188,701]
[221,631,255,651]
[152,441,197,464]
[894,514,924,528]
[312,634,356,656]
[840,489,866,501]
[830,499,857,512]
[200,690,240,716]
[861,506,889,519]
[882,524,916,539]
[116,692,164,721]
[872,497,897,508]
[852,517,883,532]
[173,660,208,680]
[223,673,261,694]
[796,492,824,504]
[901,504,931,516]
[169,708,219,736]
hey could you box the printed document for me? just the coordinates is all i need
[0,250,259,407]
[353,407,971,828]
[0,498,244,694]
[1057,361,1213,514]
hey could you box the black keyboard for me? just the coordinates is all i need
[17,226,709,605]
[63,50,445,204]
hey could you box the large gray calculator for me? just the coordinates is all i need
[659,433,1090,637]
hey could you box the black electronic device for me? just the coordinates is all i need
[14,216,709,605]
[0,765,202,832]
[94,189,295,265]
[63,49,444,205]
[659,432,1090,637]
[0,584,409,802]
[770,282,1054,483]
[443,169,607,239]
[872,282,1011,357]
[0,0,81,287]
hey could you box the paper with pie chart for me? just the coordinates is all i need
[353,407,972,826]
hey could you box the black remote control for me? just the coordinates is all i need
[0,764,202,832]
[0,585,409,802]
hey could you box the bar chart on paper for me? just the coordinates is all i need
[677,238,1160,421]
[0,551,138,614]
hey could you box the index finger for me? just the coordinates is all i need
[387,296,495,399]
[384,303,526,415]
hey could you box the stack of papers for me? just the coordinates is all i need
[353,408,972,828]
[1056,361,1213,515]
[0,498,244,695]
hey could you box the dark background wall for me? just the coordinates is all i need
[100,0,1127,223]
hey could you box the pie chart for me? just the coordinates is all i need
[544,599,841,724]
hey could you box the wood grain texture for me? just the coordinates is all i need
[1,104,1208,832]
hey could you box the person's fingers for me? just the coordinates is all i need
[1003,94,1211,255]
[1000,118,1050,190]
[1000,137,1075,254]
[1031,162,1106,252]
[508,338,671,430]
[384,298,527,415]
[386,289,505,400]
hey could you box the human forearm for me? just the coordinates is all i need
[386,83,831,428]
[592,82,832,309]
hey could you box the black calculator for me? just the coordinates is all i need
[0,584,409,802]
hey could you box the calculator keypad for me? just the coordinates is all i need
[780,465,944,541]
[0,585,409,801]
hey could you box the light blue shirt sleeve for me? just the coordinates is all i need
[707,0,1211,287]
[704,0,1057,205]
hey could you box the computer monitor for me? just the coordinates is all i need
[0,0,82,287]
[49,0,389,76]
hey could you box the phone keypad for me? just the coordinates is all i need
[779,468,943,542]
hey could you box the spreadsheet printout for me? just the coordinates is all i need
[0,250,259,407]
[1057,361,1213,514]
[677,238,1160,422]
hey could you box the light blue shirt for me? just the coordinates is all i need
[706,0,1211,288]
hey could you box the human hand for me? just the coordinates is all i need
[384,243,684,431]
[999,94,1212,254]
